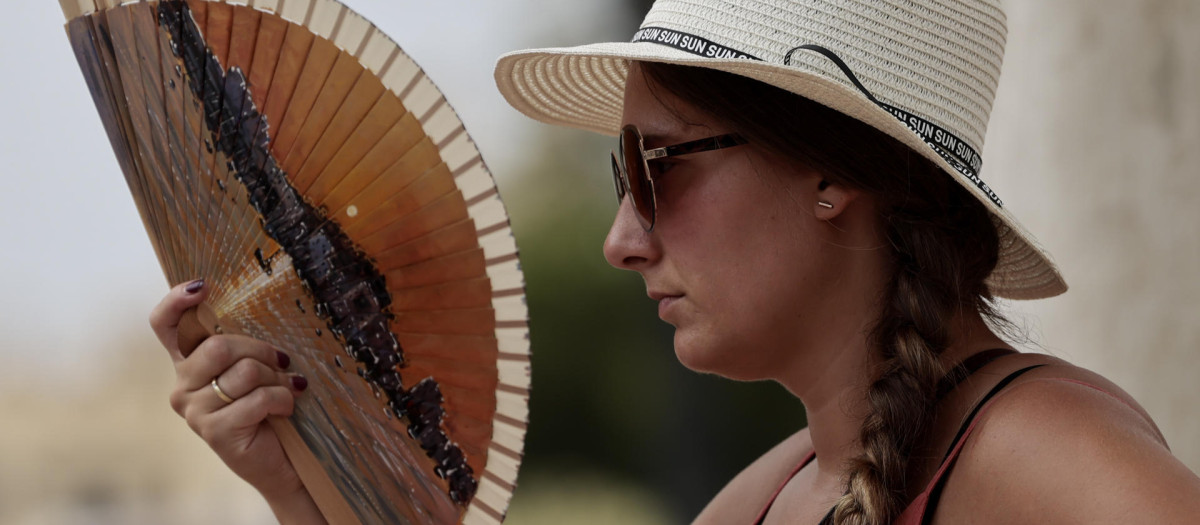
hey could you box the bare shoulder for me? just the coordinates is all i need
[935,355,1200,524]
[692,427,812,524]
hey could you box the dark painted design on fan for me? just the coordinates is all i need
[157,1,478,504]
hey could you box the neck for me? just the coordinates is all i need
[777,307,1009,482]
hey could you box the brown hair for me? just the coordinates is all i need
[638,61,1002,524]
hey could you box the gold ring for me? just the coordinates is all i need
[211,378,236,404]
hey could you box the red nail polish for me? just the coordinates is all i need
[185,279,205,294]
[291,376,308,391]
[276,351,291,369]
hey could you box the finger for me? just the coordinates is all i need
[176,334,291,392]
[180,371,306,425]
[198,385,297,449]
[150,279,209,362]
[193,359,302,414]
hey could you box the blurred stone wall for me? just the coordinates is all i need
[987,0,1200,469]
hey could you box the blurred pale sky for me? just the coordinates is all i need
[0,0,624,383]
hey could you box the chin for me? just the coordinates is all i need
[672,330,766,382]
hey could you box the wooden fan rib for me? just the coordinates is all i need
[327,138,444,221]
[167,10,229,282]
[206,7,290,281]
[289,69,385,195]
[103,7,182,281]
[353,190,469,252]
[440,419,492,468]
[246,7,288,110]
[184,0,207,29]
[269,32,338,164]
[161,0,250,293]
[387,278,493,312]
[120,4,188,280]
[199,63,281,302]
[226,5,261,74]
[346,162,458,238]
[374,219,479,272]
[68,14,175,279]
[397,333,497,359]
[136,2,208,281]
[382,247,485,288]
[107,6,190,283]
[204,1,233,69]
[317,111,424,213]
[302,94,406,209]
[401,367,494,410]
[391,308,495,336]
[258,22,313,144]
[279,49,360,184]
[149,3,210,281]
[403,354,498,379]
[238,20,309,279]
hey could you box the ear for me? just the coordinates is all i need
[814,179,861,220]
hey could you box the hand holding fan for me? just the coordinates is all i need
[59,1,530,523]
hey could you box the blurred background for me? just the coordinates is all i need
[0,0,1196,524]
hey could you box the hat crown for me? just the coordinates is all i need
[636,0,1007,167]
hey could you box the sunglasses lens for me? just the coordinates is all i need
[620,127,655,230]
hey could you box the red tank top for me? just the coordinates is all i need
[753,365,1125,524]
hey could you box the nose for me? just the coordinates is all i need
[603,196,659,271]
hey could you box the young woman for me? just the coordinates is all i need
[153,0,1200,523]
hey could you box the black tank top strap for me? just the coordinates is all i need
[920,363,1046,525]
[934,348,1016,401]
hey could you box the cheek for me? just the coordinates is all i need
[665,191,823,376]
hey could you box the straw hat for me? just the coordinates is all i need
[494,0,1066,300]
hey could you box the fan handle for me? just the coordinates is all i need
[176,305,362,525]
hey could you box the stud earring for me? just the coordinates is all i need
[818,201,834,209]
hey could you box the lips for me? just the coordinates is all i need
[648,290,683,319]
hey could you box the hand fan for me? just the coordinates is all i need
[59,1,530,523]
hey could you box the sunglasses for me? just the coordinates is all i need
[611,124,748,231]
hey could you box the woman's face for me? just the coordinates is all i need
[603,65,855,381]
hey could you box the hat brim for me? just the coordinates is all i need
[495,42,1067,300]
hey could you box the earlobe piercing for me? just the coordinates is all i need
[818,201,834,209]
